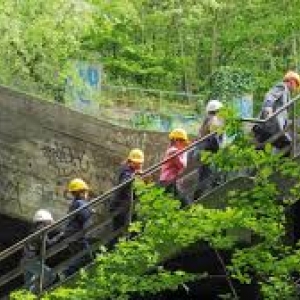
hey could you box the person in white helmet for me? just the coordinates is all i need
[22,209,58,292]
[199,99,225,147]
[195,100,225,196]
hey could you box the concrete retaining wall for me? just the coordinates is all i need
[0,86,170,221]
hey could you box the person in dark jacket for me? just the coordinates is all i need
[253,71,300,153]
[113,149,144,228]
[22,209,57,292]
[63,178,93,277]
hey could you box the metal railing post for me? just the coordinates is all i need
[38,231,47,295]
[292,101,297,158]
[127,182,135,227]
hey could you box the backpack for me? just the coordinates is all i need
[199,116,221,153]
[252,82,290,148]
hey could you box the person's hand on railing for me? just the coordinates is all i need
[262,107,273,118]
[141,174,153,184]
[135,170,153,184]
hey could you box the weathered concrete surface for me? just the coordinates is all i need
[0,86,169,221]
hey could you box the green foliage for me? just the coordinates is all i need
[211,66,256,101]
[10,290,37,300]
[87,0,300,100]
[1,0,300,106]
[0,0,93,98]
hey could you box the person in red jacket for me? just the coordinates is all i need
[159,128,191,206]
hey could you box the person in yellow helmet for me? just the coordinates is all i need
[63,178,93,277]
[159,128,192,206]
[112,149,145,227]
[117,148,144,184]
[253,70,300,154]
[117,148,144,192]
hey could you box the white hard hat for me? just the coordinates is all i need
[33,209,54,223]
[206,100,223,113]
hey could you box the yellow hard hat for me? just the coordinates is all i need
[128,148,144,164]
[284,71,300,86]
[68,178,89,192]
[169,128,189,141]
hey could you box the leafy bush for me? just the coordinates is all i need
[210,66,256,102]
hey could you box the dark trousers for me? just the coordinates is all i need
[159,181,192,207]
[63,239,93,277]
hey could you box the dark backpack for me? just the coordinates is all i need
[199,116,221,153]
[252,82,291,149]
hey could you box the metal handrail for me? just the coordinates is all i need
[0,132,216,262]
[0,209,125,289]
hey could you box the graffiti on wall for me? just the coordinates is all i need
[0,165,22,213]
[0,146,23,213]
[25,180,65,208]
[65,60,102,115]
[41,140,93,178]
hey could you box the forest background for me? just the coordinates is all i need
[0,0,300,108]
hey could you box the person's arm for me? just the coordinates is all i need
[198,118,209,137]
[167,148,185,170]
[119,168,133,184]
[209,116,224,133]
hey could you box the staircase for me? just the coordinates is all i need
[0,94,300,299]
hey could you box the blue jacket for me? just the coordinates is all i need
[65,199,92,236]
[115,164,135,204]
[118,164,135,183]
